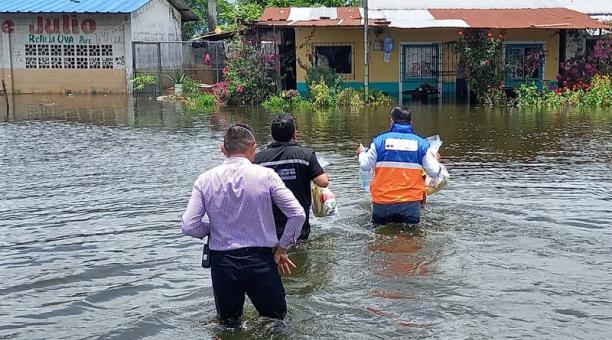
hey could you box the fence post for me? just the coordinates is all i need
[156,42,163,94]
[215,42,219,83]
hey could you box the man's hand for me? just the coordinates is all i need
[274,247,296,275]
[356,143,365,156]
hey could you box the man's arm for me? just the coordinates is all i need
[181,180,210,239]
[309,152,329,188]
[269,172,306,249]
[357,143,377,170]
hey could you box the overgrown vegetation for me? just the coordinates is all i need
[132,73,157,91]
[453,29,505,105]
[262,90,311,112]
[183,0,359,38]
[213,39,275,106]
[517,75,612,108]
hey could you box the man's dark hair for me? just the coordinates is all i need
[224,123,256,154]
[390,106,412,124]
[270,114,296,142]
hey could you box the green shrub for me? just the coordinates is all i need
[262,95,287,112]
[185,93,216,111]
[337,88,364,107]
[182,76,200,95]
[583,75,612,107]
[133,73,157,91]
[305,66,343,96]
[262,93,311,112]
[516,82,542,106]
[367,89,394,106]
[309,77,335,109]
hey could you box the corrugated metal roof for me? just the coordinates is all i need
[259,7,385,27]
[430,8,610,29]
[368,9,468,28]
[369,0,612,15]
[0,0,150,13]
[0,0,198,21]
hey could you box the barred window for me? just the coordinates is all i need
[23,43,116,69]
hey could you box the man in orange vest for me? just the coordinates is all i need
[356,107,444,225]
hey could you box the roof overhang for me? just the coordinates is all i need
[256,7,610,30]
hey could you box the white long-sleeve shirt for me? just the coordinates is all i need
[359,143,443,177]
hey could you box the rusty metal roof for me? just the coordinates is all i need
[257,7,609,29]
[429,8,610,29]
[258,7,386,27]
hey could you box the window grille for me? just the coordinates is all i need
[23,43,115,69]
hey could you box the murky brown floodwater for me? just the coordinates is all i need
[1,95,611,339]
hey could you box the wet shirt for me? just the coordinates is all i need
[181,156,305,250]
[255,142,324,233]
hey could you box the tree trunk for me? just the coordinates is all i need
[207,0,217,32]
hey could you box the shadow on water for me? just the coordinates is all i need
[1,94,612,339]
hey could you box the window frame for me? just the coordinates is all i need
[312,42,355,80]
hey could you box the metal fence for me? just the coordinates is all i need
[132,40,226,94]
[400,42,462,104]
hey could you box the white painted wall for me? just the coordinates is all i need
[0,14,127,70]
[131,0,182,42]
[129,0,184,83]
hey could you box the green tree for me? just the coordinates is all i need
[183,0,360,39]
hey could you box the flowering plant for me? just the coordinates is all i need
[213,39,275,106]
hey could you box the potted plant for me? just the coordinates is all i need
[165,69,190,96]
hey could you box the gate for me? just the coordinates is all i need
[400,43,461,104]
[132,40,226,95]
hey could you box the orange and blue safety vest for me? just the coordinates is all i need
[370,124,430,204]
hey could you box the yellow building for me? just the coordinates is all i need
[256,7,607,103]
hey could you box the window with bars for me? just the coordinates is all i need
[23,43,115,69]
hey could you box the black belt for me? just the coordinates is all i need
[211,247,274,255]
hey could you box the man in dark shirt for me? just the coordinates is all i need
[255,114,329,241]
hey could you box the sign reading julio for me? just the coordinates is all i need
[1,15,97,34]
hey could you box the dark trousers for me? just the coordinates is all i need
[210,248,287,327]
[372,202,421,225]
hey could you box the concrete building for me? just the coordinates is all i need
[0,0,196,94]
[256,5,607,103]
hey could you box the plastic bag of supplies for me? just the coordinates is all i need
[424,135,449,195]
[311,185,337,217]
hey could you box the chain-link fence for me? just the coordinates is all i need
[132,40,226,94]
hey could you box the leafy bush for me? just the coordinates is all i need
[214,39,275,105]
[133,73,157,91]
[516,83,542,106]
[558,36,612,88]
[517,75,612,108]
[337,88,364,107]
[583,75,612,107]
[306,66,343,96]
[262,95,287,112]
[262,92,311,112]
[453,29,505,104]
[309,77,335,109]
[366,89,394,106]
[182,76,200,95]
[185,93,217,110]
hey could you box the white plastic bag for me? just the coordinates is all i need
[311,185,337,217]
[425,135,449,195]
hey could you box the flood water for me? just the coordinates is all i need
[1,95,611,339]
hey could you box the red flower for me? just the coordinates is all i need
[487,32,493,38]
[458,30,464,36]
